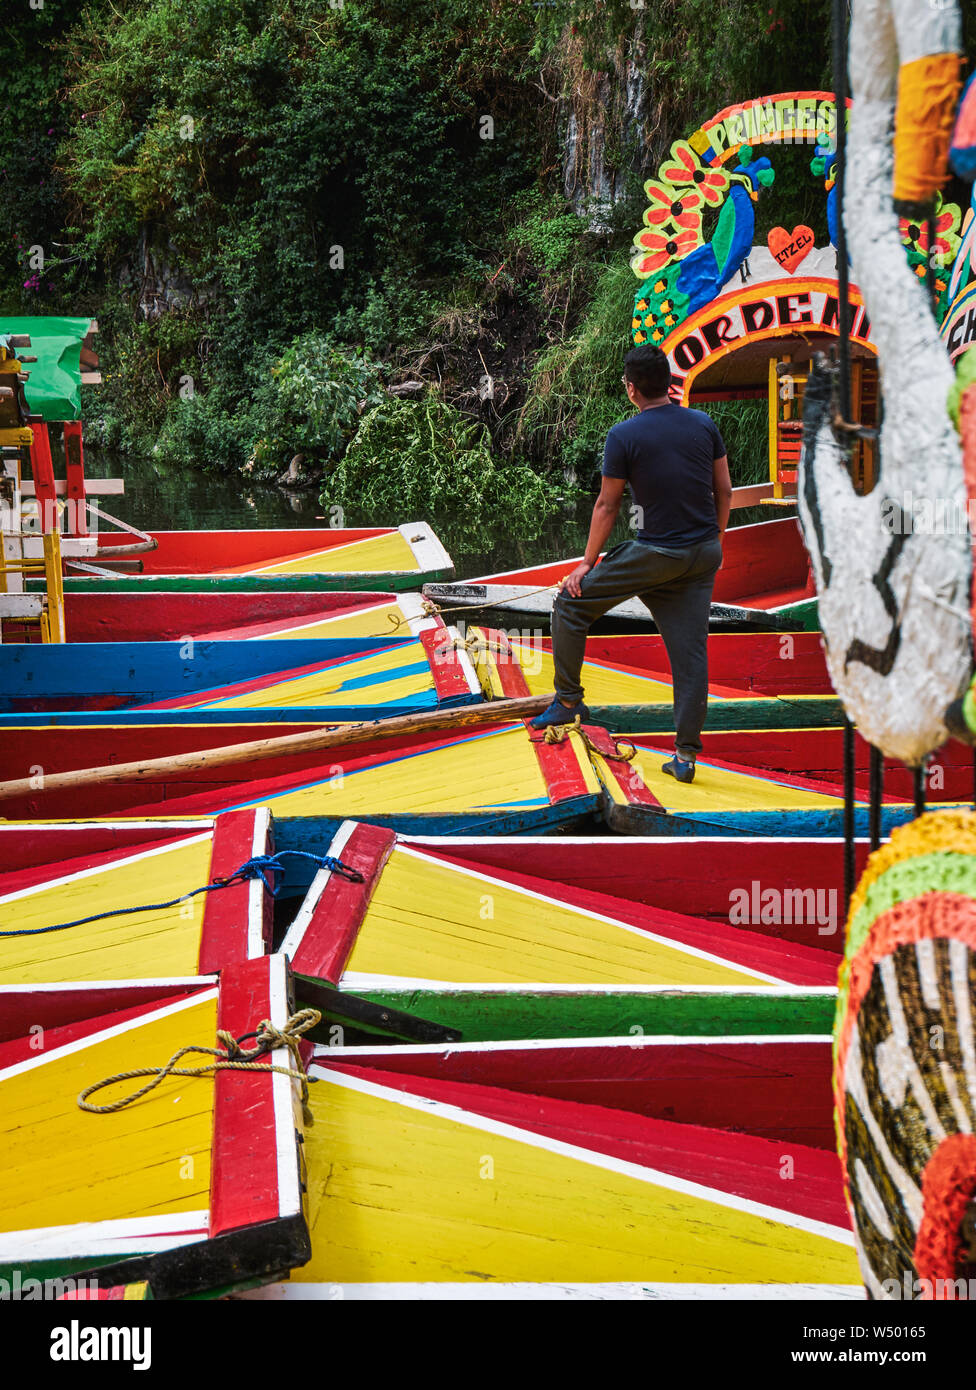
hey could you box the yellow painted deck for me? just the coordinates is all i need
[1,993,216,1234]
[0,836,211,984]
[223,532,417,577]
[596,743,846,814]
[171,642,435,712]
[264,601,416,642]
[343,847,774,986]
[258,725,599,817]
[296,1073,859,1286]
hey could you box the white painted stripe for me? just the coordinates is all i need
[339,974,837,997]
[0,1210,210,1261]
[442,626,481,697]
[246,807,272,959]
[401,835,863,848]
[268,953,303,1221]
[280,820,359,960]
[311,1032,831,1061]
[915,938,942,1012]
[401,522,451,575]
[311,1066,855,1246]
[0,987,218,1083]
[879,956,945,1144]
[950,939,976,1123]
[0,976,215,995]
[844,1020,922,1228]
[0,831,214,908]
[853,1157,894,1241]
[0,819,215,833]
[238,1280,866,1302]
[393,845,793,987]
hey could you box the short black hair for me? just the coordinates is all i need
[624,344,671,398]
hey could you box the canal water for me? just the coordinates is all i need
[83,449,794,580]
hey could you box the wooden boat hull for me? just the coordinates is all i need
[49,523,453,593]
[12,590,432,643]
[240,1035,859,1298]
[0,631,480,725]
[0,955,309,1297]
[0,812,271,985]
[0,720,605,857]
[281,821,854,1043]
[426,518,818,629]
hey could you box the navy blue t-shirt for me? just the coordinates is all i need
[602,403,725,548]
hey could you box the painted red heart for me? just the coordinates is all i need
[767,225,815,274]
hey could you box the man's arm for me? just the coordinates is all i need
[712,454,732,539]
[561,476,627,597]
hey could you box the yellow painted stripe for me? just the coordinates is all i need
[266,602,413,641]
[262,726,552,816]
[510,641,677,705]
[186,644,433,711]
[345,848,772,985]
[297,1078,859,1285]
[0,996,216,1232]
[0,838,210,985]
[597,745,843,812]
[237,532,416,576]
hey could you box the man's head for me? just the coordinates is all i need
[622,344,671,405]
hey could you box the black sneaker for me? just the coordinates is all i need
[662,755,695,783]
[529,697,590,730]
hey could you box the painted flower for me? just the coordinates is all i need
[641,179,705,233]
[899,194,962,267]
[632,226,699,275]
[658,139,730,206]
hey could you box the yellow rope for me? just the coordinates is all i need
[366,586,560,638]
[543,715,637,763]
[77,1008,322,1126]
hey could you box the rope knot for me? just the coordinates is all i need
[543,716,637,763]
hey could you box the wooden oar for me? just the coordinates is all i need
[0,694,552,801]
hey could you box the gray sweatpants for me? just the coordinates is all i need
[551,536,723,762]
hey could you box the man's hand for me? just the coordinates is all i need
[560,561,593,598]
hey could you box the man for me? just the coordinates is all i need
[530,342,732,785]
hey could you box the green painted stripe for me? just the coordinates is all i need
[595,696,844,732]
[36,568,450,594]
[320,988,837,1042]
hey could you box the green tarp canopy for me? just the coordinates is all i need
[0,316,93,422]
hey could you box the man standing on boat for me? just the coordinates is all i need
[530,343,732,784]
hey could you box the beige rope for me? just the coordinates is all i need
[77,1009,322,1126]
[366,586,560,638]
[543,715,637,763]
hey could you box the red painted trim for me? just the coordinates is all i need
[0,985,207,1064]
[209,957,283,1236]
[420,627,473,703]
[62,421,88,537]
[328,1038,836,1148]
[290,823,396,985]
[0,828,202,896]
[483,628,531,700]
[526,725,593,805]
[585,724,664,810]
[199,809,271,973]
[332,1064,849,1228]
[96,528,396,575]
[28,422,58,533]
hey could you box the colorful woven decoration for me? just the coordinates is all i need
[835,812,976,1298]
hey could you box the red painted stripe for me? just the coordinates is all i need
[199,810,271,973]
[97,528,394,575]
[290,823,396,984]
[333,1039,835,1148]
[330,1064,850,1228]
[0,829,201,896]
[0,986,207,1067]
[209,957,284,1237]
[420,627,473,702]
[526,725,592,804]
[62,592,399,643]
[399,847,839,983]
[585,724,663,810]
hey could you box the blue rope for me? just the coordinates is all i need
[0,850,365,938]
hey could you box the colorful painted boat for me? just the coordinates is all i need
[0,812,272,984]
[0,719,605,855]
[46,523,452,593]
[240,1033,859,1299]
[280,821,851,1042]
[7,590,435,644]
[0,629,480,725]
[424,518,817,630]
[472,627,843,731]
[0,954,309,1298]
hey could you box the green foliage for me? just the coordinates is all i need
[250,335,383,473]
[507,190,588,273]
[322,398,567,536]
